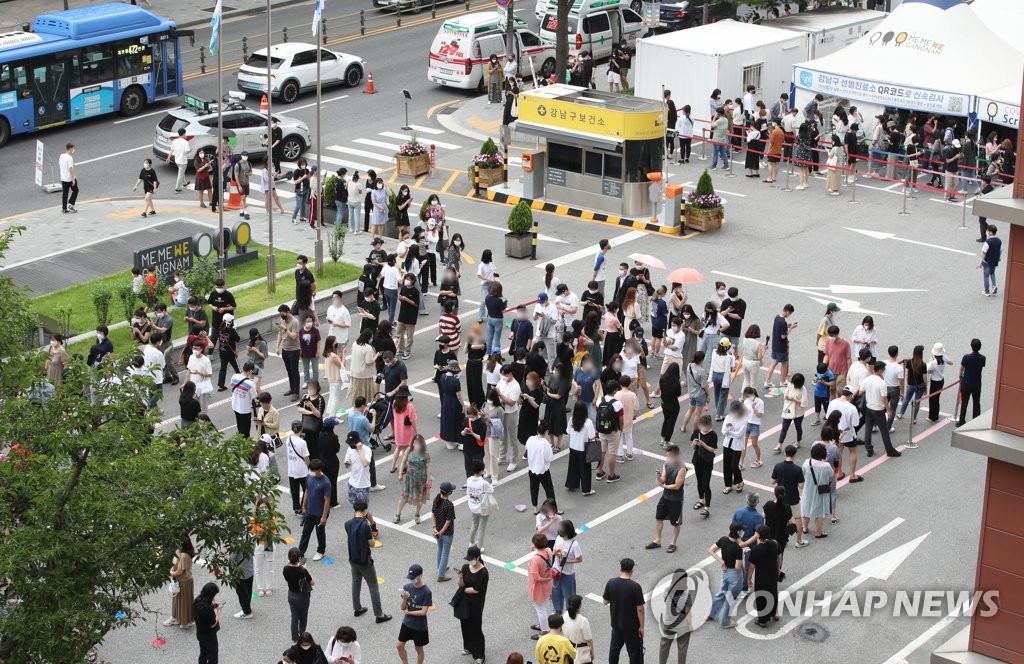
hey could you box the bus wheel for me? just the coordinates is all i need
[0,118,9,147]
[119,85,147,117]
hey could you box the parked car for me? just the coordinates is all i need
[152,93,311,164]
[374,0,459,11]
[236,43,367,103]
[653,1,732,33]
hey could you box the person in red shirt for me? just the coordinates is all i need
[823,325,851,399]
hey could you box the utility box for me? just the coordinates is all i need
[521,149,546,199]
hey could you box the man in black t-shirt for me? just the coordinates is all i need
[367,237,388,281]
[295,254,316,301]
[957,338,986,427]
[770,445,805,547]
[603,558,645,664]
[720,286,747,349]
[580,280,605,318]
[345,500,391,622]
[395,275,420,359]
[207,278,236,350]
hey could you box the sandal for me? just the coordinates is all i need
[530,624,542,632]
[666,544,677,553]
[751,460,763,468]
[815,533,828,538]
[86,648,98,663]
[722,487,732,494]
[700,508,710,518]
[645,541,662,550]
[693,501,705,510]
[831,516,839,524]
[414,514,421,524]
[772,445,782,453]
[647,402,655,409]
[735,483,744,492]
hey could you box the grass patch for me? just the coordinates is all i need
[28,241,361,358]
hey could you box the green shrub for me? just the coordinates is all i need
[180,258,219,305]
[480,137,499,156]
[507,200,533,235]
[115,283,137,323]
[328,224,346,263]
[91,286,113,328]
[323,175,337,208]
[694,169,715,197]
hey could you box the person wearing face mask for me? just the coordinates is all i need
[291,157,311,224]
[277,305,303,401]
[232,151,252,220]
[362,169,377,233]
[59,142,79,214]
[260,157,287,215]
[194,148,213,208]
[281,631,329,664]
[612,263,637,306]
[395,184,412,232]
[186,340,214,411]
[368,178,388,237]
[207,278,236,349]
[698,302,729,355]
[487,53,503,104]
[215,313,241,392]
[396,274,421,360]
[133,158,159,218]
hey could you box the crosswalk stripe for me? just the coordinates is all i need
[379,131,462,150]
[250,182,295,199]
[326,145,395,164]
[354,138,402,151]
[307,153,381,172]
[407,124,445,135]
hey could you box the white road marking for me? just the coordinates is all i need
[307,153,378,172]
[712,270,894,316]
[843,227,974,256]
[326,144,395,164]
[535,230,647,269]
[76,144,151,166]
[880,609,963,664]
[406,124,445,135]
[286,94,349,112]
[445,215,568,244]
[353,138,401,151]
[113,108,172,124]
[379,131,461,150]
[2,218,185,269]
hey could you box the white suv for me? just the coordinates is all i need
[237,42,367,104]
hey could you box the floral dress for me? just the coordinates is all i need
[401,451,430,504]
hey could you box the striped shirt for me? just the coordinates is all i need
[438,312,461,351]
[230,373,255,414]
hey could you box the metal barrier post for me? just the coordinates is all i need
[432,0,437,18]
[960,192,968,230]
[848,165,859,205]
[397,5,402,27]
[503,144,509,187]
[474,164,480,196]
[780,156,793,192]
[199,46,206,74]
[360,10,365,35]
[699,129,707,161]
[241,37,248,60]
[531,218,538,260]
[898,180,910,216]
[282,26,288,42]
[724,145,736,178]
[322,18,327,44]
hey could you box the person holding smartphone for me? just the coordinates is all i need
[193,582,222,664]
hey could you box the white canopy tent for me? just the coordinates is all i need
[792,0,1023,118]
[970,0,1024,129]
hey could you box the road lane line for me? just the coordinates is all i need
[113,108,173,124]
[534,230,647,268]
[881,609,962,664]
[445,215,568,244]
[379,131,461,150]
[353,138,402,151]
[76,144,151,166]
[407,124,445,135]
[286,94,349,112]
[326,144,395,163]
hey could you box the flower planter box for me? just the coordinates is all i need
[476,166,505,189]
[396,153,430,177]
[685,206,723,232]
[505,232,533,259]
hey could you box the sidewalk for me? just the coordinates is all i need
[0,0,304,30]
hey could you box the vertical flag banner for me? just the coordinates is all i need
[312,0,324,36]
[209,0,223,54]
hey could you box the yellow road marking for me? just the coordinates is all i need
[460,250,475,265]
[426,99,460,119]
[440,170,461,194]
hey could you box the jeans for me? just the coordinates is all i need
[346,201,361,232]
[707,567,741,626]
[292,190,309,221]
[899,383,924,420]
[417,279,428,315]
[710,143,730,169]
[287,590,310,642]
[983,262,997,294]
[436,532,454,577]
[869,148,884,173]
[335,202,347,228]
[383,287,398,322]
[301,356,319,384]
[698,331,720,354]
[551,572,576,614]
[712,371,729,418]
[609,625,644,664]
[298,514,326,555]
[479,282,490,320]
[886,386,901,430]
[282,349,301,395]
[350,560,383,615]
[486,316,503,352]
[469,512,489,547]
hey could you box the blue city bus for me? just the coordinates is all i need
[0,3,194,146]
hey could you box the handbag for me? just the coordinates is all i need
[450,586,469,620]
[298,568,313,594]
[810,463,830,495]
[584,437,602,464]
[168,578,180,596]
[575,644,594,664]
[480,492,499,517]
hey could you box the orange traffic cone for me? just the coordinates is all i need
[363,72,376,94]
[224,180,243,211]
[260,94,269,113]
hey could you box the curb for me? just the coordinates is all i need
[477,189,683,236]
[177,0,309,29]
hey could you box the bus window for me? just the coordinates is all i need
[115,39,152,78]
[0,63,10,92]
[79,45,114,86]
[163,41,178,95]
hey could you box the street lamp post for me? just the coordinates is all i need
[314,23,324,277]
[265,0,276,293]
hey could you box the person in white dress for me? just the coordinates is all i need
[851,316,878,362]
[325,625,361,664]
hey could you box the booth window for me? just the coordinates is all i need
[549,143,582,173]
[742,63,762,95]
[585,151,603,176]
[623,139,661,182]
[605,154,622,180]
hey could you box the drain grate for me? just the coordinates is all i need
[797,622,830,643]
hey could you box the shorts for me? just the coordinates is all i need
[655,497,683,526]
[768,155,781,163]
[726,335,740,348]
[814,395,829,413]
[652,326,666,339]
[607,70,618,83]
[239,184,250,196]
[348,484,369,507]
[746,423,761,438]
[598,431,621,458]
[398,624,429,647]
[841,437,861,448]
[689,391,707,409]
[771,350,789,363]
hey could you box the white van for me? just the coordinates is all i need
[427,12,556,91]
[538,0,646,60]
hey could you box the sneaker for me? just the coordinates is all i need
[369,484,386,492]
[595,470,607,480]
[233,610,253,620]
[616,455,625,463]
[162,618,178,626]
[795,540,809,548]
[506,462,516,472]
[905,442,919,449]
[624,453,634,461]
[312,552,324,561]
[606,474,621,483]
[582,490,597,496]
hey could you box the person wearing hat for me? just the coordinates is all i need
[229,362,258,438]
[439,358,465,451]
[926,343,954,423]
[215,311,241,392]
[455,545,489,664]
[432,482,457,582]
[285,420,311,515]
[397,563,433,662]
[532,291,558,365]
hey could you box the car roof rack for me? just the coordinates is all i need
[182,92,249,115]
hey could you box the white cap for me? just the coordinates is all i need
[222,313,235,323]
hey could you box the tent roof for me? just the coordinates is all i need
[794,1,1023,115]
[969,0,1024,57]
[640,19,802,56]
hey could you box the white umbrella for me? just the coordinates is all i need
[627,253,665,269]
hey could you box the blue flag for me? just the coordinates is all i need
[312,0,324,36]
[209,0,222,55]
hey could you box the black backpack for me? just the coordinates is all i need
[596,397,619,434]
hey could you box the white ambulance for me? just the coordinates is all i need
[427,12,556,91]
[538,0,646,60]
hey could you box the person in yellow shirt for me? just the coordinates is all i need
[535,614,576,664]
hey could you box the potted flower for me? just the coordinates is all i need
[395,133,430,177]
[684,169,724,232]
[472,137,505,190]
[505,200,534,259]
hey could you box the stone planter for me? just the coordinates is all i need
[685,206,724,232]
[505,232,533,259]
[396,153,430,177]
[476,166,505,189]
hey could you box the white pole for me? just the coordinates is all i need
[266,0,276,292]
[217,20,225,278]
[315,21,323,275]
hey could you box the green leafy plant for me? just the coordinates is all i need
[323,175,337,209]
[114,283,137,323]
[328,223,347,263]
[54,307,73,339]
[472,137,504,169]
[687,169,723,210]
[90,286,113,328]
[387,188,398,218]
[180,258,219,305]
[507,200,534,235]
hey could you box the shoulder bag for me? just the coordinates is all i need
[480,492,499,517]
[449,586,469,620]
[584,436,603,464]
[809,463,830,495]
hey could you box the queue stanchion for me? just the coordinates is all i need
[848,163,860,205]
[699,129,708,161]
[780,156,793,192]
[960,191,969,230]
[898,179,911,217]
[724,141,736,178]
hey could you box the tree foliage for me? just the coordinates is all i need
[0,228,281,663]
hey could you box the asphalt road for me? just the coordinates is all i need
[0,0,517,217]
[91,166,1000,663]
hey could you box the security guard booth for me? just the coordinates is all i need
[514,84,665,218]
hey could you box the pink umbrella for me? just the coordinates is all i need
[627,253,666,269]
[666,267,704,285]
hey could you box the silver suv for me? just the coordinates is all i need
[152,94,311,164]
